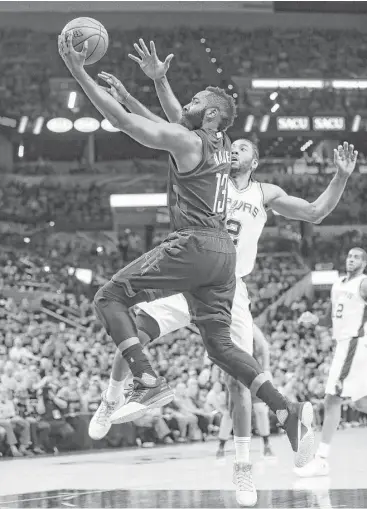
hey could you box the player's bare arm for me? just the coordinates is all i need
[98,71,168,125]
[129,39,183,123]
[58,33,202,172]
[262,142,358,224]
[360,277,367,301]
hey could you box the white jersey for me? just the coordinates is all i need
[226,178,268,278]
[331,274,367,342]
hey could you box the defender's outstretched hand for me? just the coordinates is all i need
[334,142,358,176]
[98,72,130,103]
[58,32,88,75]
[128,38,174,80]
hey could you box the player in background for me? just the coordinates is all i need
[296,247,367,477]
[59,34,318,462]
[216,324,275,461]
[91,39,355,504]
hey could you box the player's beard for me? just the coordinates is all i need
[179,108,206,130]
[230,161,252,177]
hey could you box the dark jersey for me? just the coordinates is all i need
[167,128,232,231]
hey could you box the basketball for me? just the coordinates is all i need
[61,17,109,66]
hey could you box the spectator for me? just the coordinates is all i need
[0,388,33,456]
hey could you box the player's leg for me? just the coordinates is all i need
[192,262,314,468]
[93,233,198,423]
[89,294,191,439]
[225,282,256,507]
[296,339,355,477]
[253,399,275,458]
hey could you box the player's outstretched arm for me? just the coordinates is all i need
[58,34,197,155]
[98,71,168,125]
[263,142,358,224]
[129,39,183,123]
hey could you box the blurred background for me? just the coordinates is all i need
[0,1,367,458]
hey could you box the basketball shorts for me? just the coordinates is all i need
[104,228,236,326]
[325,335,367,401]
[138,277,254,354]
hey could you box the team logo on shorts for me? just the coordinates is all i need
[140,247,165,275]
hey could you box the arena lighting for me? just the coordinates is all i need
[269,92,278,100]
[110,193,167,208]
[74,117,100,133]
[211,58,217,63]
[300,140,313,152]
[68,267,75,276]
[252,79,324,89]
[205,48,211,53]
[259,115,270,133]
[18,144,24,158]
[200,38,206,43]
[49,221,55,227]
[233,93,238,98]
[217,68,222,74]
[33,116,44,135]
[18,116,28,134]
[244,115,254,132]
[271,103,280,113]
[68,91,77,109]
[44,266,50,273]
[96,246,104,253]
[332,80,367,89]
[47,117,73,133]
[101,118,120,133]
[352,115,361,132]
[23,237,30,244]
[228,84,233,90]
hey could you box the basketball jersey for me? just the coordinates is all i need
[167,128,232,231]
[226,178,267,278]
[331,274,367,341]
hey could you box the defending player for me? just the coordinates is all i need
[58,34,315,462]
[296,247,367,477]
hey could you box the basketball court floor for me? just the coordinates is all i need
[0,427,366,508]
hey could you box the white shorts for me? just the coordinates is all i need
[137,278,253,354]
[325,336,367,401]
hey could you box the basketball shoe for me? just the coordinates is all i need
[233,462,257,507]
[279,401,315,468]
[294,455,330,477]
[88,390,126,440]
[110,374,174,424]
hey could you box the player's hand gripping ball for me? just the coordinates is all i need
[61,17,109,66]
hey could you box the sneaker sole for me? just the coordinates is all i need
[295,402,315,468]
[88,421,112,440]
[111,392,174,424]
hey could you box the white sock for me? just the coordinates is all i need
[234,436,251,463]
[106,377,126,402]
[317,442,330,459]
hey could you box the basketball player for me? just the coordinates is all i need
[296,247,367,477]
[216,323,275,461]
[59,34,316,465]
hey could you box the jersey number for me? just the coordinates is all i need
[213,173,228,214]
[226,219,242,246]
[335,303,344,319]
